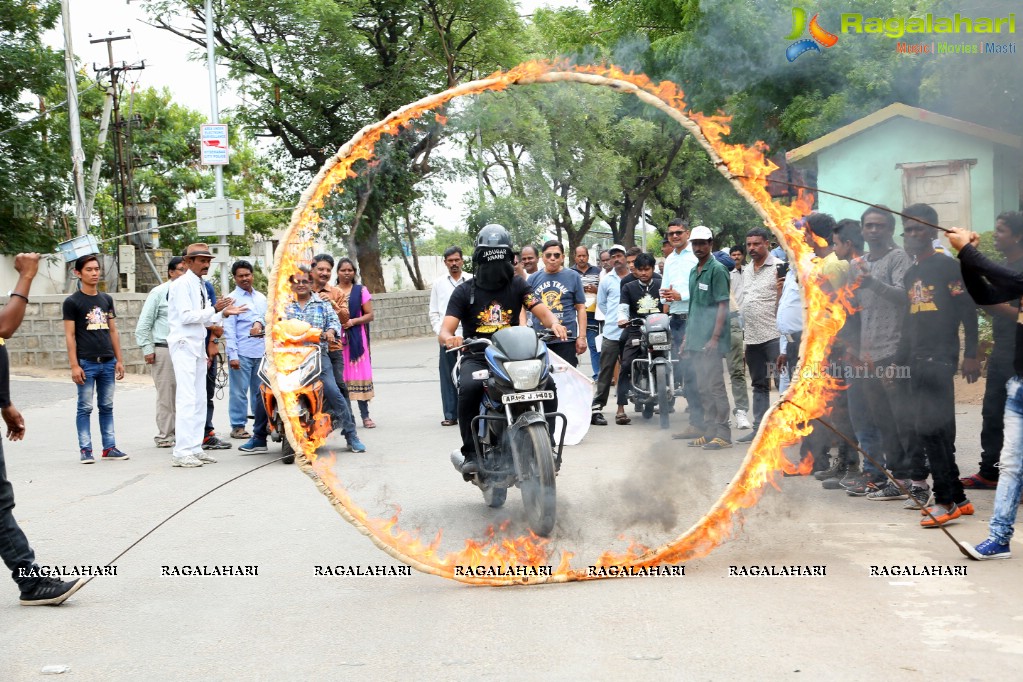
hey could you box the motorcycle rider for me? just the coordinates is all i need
[284,273,366,453]
[617,252,664,424]
[439,225,568,474]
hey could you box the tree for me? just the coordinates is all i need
[0,0,67,253]
[143,0,527,291]
[45,80,293,258]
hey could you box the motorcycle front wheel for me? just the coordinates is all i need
[656,364,671,430]
[278,417,296,464]
[518,422,557,536]
[482,485,507,508]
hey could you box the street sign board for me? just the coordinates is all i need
[200,123,229,165]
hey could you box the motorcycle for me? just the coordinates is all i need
[448,327,567,537]
[625,313,677,429]
[257,319,331,465]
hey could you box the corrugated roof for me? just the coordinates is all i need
[786,103,1022,163]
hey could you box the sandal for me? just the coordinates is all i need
[363,418,377,429]
[960,473,997,490]
[615,413,631,425]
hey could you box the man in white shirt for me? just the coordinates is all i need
[167,244,246,467]
[659,218,702,432]
[429,246,472,426]
[135,256,186,447]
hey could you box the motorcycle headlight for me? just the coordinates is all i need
[279,350,321,392]
[648,331,668,345]
[504,359,543,390]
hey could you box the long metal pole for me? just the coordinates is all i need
[205,0,229,293]
[61,0,88,235]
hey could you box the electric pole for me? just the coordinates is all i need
[90,33,144,244]
[61,0,88,236]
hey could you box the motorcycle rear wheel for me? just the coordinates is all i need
[518,422,557,536]
[656,364,671,430]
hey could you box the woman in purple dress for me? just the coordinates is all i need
[335,258,376,427]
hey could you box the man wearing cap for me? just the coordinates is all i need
[167,244,247,468]
[135,256,187,447]
[676,226,732,449]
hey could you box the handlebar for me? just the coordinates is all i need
[445,331,576,352]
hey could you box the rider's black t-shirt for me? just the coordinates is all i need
[445,277,540,341]
[620,274,663,340]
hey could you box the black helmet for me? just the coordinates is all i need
[474,224,513,266]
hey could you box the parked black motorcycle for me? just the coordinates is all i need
[625,313,677,429]
[449,327,567,537]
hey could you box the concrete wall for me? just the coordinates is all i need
[810,117,1019,231]
[0,256,70,297]
[1,290,434,374]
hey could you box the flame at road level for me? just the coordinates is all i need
[267,61,844,584]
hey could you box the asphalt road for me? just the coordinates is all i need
[1,337,1020,680]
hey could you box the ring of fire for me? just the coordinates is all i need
[265,61,846,585]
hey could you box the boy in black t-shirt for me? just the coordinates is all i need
[61,255,127,464]
[616,253,663,425]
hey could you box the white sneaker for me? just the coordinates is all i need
[172,454,204,468]
[195,452,218,464]
[734,409,752,430]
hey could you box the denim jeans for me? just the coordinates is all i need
[979,355,1014,480]
[669,315,703,427]
[229,355,261,429]
[989,377,1023,545]
[439,344,458,422]
[76,358,116,451]
[321,352,356,438]
[585,322,600,380]
[0,438,39,589]
[846,373,884,476]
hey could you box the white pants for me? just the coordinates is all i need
[170,344,207,460]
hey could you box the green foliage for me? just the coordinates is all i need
[143,0,529,290]
[0,0,66,253]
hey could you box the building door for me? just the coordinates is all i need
[898,159,976,249]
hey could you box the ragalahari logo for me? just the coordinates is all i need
[785,7,839,61]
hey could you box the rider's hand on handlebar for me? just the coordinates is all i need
[550,323,568,341]
[445,335,463,350]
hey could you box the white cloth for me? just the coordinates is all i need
[170,346,207,459]
[548,351,592,446]
[167,269,224,359]
[429,272,472,336]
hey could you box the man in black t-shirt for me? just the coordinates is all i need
[61,255,127,464]
[439,225,567,473]
[898,204,980,528]
[2,253,85,605]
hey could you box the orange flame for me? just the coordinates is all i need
[267,61,846,584]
